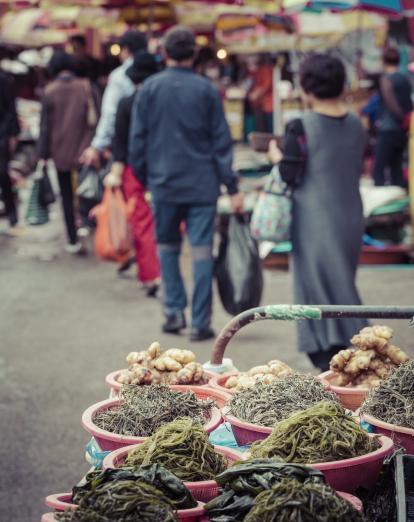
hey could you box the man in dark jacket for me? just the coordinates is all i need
[373,47,413,187]
[129,26,243,341]
[0,71,20,233]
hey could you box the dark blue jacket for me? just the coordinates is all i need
[128,67,238,204]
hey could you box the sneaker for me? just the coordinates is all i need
[64,242,83,254]
[117,257,136,275]
[5,224,26,237]
[162,312,186,334]
[190,327,215,342]
[143,280,160,298]
[77,227,90,238]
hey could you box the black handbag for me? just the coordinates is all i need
[38,165,56,207]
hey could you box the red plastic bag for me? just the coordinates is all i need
[93,187,133,262]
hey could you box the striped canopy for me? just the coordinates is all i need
[283,0,403,13]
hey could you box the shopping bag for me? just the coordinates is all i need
[216,214,263,316]
[250,166,292,243]
[26,177,49,225]
[76,164,105,204]
[38,164,55,207]
[93,187,133,262]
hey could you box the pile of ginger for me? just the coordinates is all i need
[117,342,207,386]
[329,325,410,388]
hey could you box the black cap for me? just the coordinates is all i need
[164,26,196,62]
[126,50,158,84]
[119,30,147,54]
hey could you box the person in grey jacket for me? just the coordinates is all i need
[129,26,243,341]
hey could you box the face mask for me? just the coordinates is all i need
[205,68,220,80]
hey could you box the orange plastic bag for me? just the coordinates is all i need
[93,187,133,263]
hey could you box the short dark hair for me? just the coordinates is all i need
[164,26,196,62]
[127,50,158,85]
[383,46,400,66]
[69,34,86,48]
[299,53,346,100]
[49,50,75,78]
[119,30,147,54]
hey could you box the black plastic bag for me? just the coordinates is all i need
[216,214,263,316]
[38,165,55,207]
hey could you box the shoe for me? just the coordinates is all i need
[77,227,90,238]
[64,242,83,254]
[118,257,136,275]
[190,327,215,342]
[162,312,186,334]
[5,224,26,237]
[144,282,160,298]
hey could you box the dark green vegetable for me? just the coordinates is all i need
[245,479,367,521]
[57,479,177,521]
[205,459,326,522]
[93,384,213,437]
[250,401,379,463]
[72,465,196,509]
[125,418,227,481]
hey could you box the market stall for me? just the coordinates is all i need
[41,305,414,521]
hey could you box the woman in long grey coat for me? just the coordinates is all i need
[270,53,367,370]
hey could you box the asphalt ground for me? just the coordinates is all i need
[1,202,413,522]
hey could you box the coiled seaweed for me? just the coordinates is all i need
[57,479,177,521]
[125,418,227,481]
[244,479,367,521]
[93,384,213,437]
[229,374,338,427]
[251,401,379,463]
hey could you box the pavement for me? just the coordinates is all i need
[1,200,414,522]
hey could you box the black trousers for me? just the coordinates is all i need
[0,170,17,226]
[57,170,77,245]
[373,130,407,187]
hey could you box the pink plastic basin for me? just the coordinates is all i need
[103,443,243,502]
[106,370,216,396]
[82,388,222,452]
[361,413,414,453]
[311,435,394,493]
[239,434,393,493]
[208,372,240,395]
[41,502,206,522]
[223,407,272,446]
[318,371,369,411]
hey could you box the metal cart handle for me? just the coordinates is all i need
[210,305,414,365]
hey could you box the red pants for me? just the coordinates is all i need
[122,166,160,283]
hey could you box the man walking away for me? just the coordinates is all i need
[373,47,412,187]
[129,26,243,341]
[81,30,147,167]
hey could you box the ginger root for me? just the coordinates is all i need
[153,356,182,372]
[344,349,376,376]
[329,324,409,389]
[330,349,355,372]
[248,365,272,376]
[164,349,196,365]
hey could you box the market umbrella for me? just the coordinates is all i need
[283,0,403,13]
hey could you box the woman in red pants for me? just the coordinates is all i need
[105,51,160,296]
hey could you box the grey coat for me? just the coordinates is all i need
[292,112,367,354]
